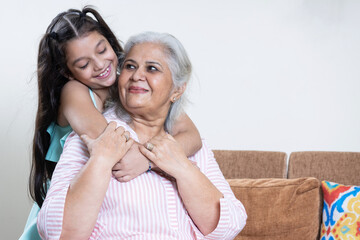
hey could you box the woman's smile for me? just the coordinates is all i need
[128,86,149,94]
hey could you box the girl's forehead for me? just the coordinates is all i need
[65,32,107,58]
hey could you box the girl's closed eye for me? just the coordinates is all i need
[99,47,106,54]
[80,62,89,69]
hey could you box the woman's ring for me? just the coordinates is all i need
[145,142,154,151]
[124,133,130,142]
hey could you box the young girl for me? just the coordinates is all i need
[20,7,201,240]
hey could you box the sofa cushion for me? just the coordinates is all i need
[227,177,321,240]
[213,150,287,179]
[320,181,360,239]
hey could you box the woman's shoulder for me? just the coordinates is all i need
[103,107,128,126]
[103,106,117,119]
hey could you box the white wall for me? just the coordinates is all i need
[1,0,359,238]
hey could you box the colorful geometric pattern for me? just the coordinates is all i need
[320,181,360,240]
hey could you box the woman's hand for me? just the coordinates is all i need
[112,142,150,182]
[81,121,134,169]
[139,133,194,180]
[139,133,222,235]
[61,122,134,239]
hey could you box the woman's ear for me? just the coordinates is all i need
[171,83,187,103]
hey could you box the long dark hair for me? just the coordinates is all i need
[30,6,123,207]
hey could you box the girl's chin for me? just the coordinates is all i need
[104,76,116,86]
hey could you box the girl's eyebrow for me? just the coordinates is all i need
[72,39,106,66]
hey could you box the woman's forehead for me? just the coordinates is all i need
[126,43,169,66]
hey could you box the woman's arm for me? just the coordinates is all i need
[139,136,247,238]
[60,123,133,239]
[171,113,202,156]
[139,134,222,235]
[37,123,132,239]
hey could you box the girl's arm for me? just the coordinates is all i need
[59,81,148,182]
[171,113,202,156]
[60,81,202,156]
[60,81,202,181]
[58,80,108,138]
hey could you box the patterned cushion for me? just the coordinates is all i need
[320,181,360,239]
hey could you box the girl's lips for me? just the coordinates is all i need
[128,86,149,93]
[96,64,112,79]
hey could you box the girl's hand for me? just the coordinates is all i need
[80,122,134,169]
[139,133,194,180]
[112,142,149,182]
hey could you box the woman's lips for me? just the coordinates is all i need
[128,86,149,93]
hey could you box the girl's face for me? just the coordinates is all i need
[65,31,118,89]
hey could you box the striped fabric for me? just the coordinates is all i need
[38,108,247,240]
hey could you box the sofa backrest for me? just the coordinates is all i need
[213,150,287,179]
[288,151,360,185]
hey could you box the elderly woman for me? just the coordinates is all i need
[37,32,247,239]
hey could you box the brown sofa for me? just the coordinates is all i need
[213,150,360,240]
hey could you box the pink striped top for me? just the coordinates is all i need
[37,108,247,240]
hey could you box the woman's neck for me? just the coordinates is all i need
[129,114,167,143]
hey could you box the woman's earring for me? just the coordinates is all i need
[172,97,176,102]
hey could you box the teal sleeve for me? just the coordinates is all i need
[18,203,41,240]
[45,122,72,163]
[89,88,98,109]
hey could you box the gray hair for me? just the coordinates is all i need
[115,31,192,133]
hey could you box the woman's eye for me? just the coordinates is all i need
[124,64,135,70]
[148,66,158,72]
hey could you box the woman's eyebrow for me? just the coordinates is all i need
[124,59,137,64]
[146,61,162,68]
[72,39,106,66]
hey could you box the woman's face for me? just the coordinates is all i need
[65,31,118,89]
[118,42,177,115]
